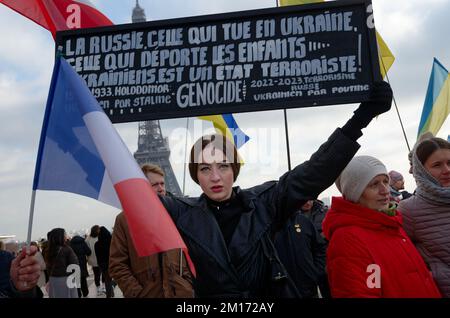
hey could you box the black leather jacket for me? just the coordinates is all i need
[274,212,327,298]
[161,129,359,297]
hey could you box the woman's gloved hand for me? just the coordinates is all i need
[341,81,393,141]
[354,81,393,122]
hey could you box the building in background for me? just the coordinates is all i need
[131,1,182,196]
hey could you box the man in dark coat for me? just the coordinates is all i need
[298,199,332,297]
[300,199,328,237]
[70,235,92,297]
[274,212,327,297]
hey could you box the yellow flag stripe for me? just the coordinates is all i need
[421,75,450,136]
[198,115,235,142]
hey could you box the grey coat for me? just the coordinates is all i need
[398,195,450,297]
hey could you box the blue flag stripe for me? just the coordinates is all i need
[33,57,105,198]
[418,58,449,135]
[222,114,250,148]
[60,59,102,117]
[33,57,62,190]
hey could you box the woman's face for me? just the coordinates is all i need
[358,174,390,211]
[424,148,450,187]
[393,179,405,190]
[197,144,234,202]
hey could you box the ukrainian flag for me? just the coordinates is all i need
[279,0,395,79]
[198,114,250,148]
[417,58,450,137]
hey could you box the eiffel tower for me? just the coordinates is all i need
[131,0,182,196]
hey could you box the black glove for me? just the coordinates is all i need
[341,81,393,140]
[355,81,393,119]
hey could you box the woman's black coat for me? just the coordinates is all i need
[161,129,359,297]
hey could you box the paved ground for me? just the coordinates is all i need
[86,270,123,298]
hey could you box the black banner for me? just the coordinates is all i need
[56,0,380,123]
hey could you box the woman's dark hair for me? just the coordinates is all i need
[90,225,100,238]
[98,226,112,245]
[188,134,241,184]
[416,137,450,165]
[45,228,66,266]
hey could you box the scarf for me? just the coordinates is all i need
[412,148,450,205]
[381,202,397,217]
[389,186,401,198]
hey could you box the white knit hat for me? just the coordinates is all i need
[336,156,388,203]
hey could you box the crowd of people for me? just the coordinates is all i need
[1,81,449,299]
[0,226,114,298]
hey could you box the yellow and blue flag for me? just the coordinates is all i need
[198,114,250,149]
[279,0,395,79]
[417,58,450,137]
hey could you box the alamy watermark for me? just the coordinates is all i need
[166,121,283,175]
[366,264,381,289]
[66,264,81,289]
[66,4,82,29]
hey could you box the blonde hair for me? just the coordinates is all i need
[141,164,164,177]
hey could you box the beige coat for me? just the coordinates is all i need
[109,212,193,298]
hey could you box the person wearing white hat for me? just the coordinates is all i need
[322,156,441,298]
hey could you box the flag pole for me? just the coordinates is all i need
[27,55,62,253]
[179,250,183,276]
[381,60,411,152]
[276,0,293,170]
[23,189,37,288]
[182,117,190,195]
[17,189,37,289]
[26,190,37,249]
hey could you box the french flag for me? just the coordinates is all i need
[0,0,113,38]
[33,56,195,275]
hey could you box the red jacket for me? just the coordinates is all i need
[322,197,441,298]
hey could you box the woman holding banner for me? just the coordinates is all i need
[161,82,393,297]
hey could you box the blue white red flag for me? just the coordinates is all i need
[33,56,195,275]
[0,0,113,38]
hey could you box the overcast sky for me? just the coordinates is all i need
[1,0,449,241]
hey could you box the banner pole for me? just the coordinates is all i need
[276,0,293,170]
[381,61,411,152]
[283,110,292,171]
[182,117,190,195]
